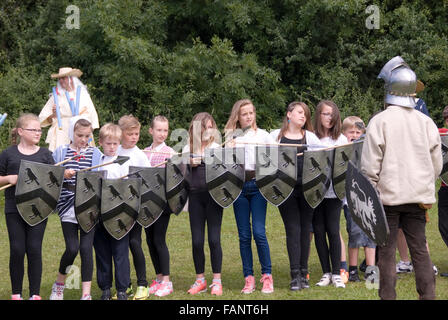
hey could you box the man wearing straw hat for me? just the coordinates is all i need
[39,67,99,152]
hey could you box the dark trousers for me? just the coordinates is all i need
[5,213,47,296]
[438,186,448,248]
[188,191,224,274]
[278,185,313,273]
[59,221,96,282]
[145,210,171,276]
[312,198,343,275]
[129,223,147,287]
[94,223,130,292]
[379,204,435,300]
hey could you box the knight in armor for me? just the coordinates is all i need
[270,102,320,290]
[361,56,442,300]
[0,113,54,300]
[183,112,223,295]
[39,67,99,152]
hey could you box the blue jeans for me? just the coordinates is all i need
[233,180,272,277]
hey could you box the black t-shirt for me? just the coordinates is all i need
[0,145,54,213]
[185,162,207,193]
[280,135,307,184]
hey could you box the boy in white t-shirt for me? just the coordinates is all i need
[94,123,130,300]
[117,115,151,300]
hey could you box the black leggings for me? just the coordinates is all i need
[278,186,313,273]
[59,221,96,282]
[312,198,343,275]
[188,191,223,274]
[145,210,171,276]
[129,223,147,287]
[6,213,47,296]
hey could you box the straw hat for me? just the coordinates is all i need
[51,67,83,79]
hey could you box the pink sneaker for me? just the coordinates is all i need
[210,281,223,296]
[154,281,173,297]
[187,279,207,295]
[11,294,23,300]
[148,280,161,295]
[260,274,274,293]
[29,295,42,300]
[241,275,255,294]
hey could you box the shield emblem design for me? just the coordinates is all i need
[75,170,106,233]
[332,143,355,200]
[101,178,141,240]
[15,160,64,226]
[351,140,364,169]
[205,147,245,208]
[129,166,167,228]
[346,161,389,246]
[302,149,334,209]
[165,157,188,215]
[255,146,297,206]
[440,136,448,184]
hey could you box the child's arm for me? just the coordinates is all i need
[0,175,17,186]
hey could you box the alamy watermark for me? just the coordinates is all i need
[65,265,80,289]
[65,5,80,30]
[365,5,380,30]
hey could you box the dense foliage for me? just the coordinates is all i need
[1,0,447,148]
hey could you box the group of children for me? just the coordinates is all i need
[1,98,419,300]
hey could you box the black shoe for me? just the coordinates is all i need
[300,269,310,289]
[440,272,448,277]
[101,289,111,300]
[359,259,367,273]
[117,291,128,300]
[290,269,303,291]
[348,270,361,282]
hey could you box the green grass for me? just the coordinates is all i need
[1,194,448,300]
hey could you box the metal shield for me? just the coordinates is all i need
[15,160,65,226]
[346,161,389,247]
[255,146,297,206]
[129,166,167,228]
[332,144,355,200]
[165,157,188,215]
[351,140,364,169]
[302,149,334,209]
[440,136,448,184]
[75,170,106,233]
[101,178,141,240]
[205,147,245,208]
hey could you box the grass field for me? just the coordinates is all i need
[1,191,448,300]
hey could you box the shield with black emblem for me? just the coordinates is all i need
[101,178,141,240]
[346,160,389,246]
[75,170,106,233]
[15,160,65,226]
[255,146,297,206]
[302,149,334,209]
[129,166,167,228]
[440,136,448,184]
[351,140,364,169]
[165,156,188,215]
[205,147,245,208]
[332,144,355,200]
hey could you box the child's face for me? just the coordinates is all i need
[149,120,169,145]
[344,125,363,142]
[100,137,120,157]
[18,120,42,145]
[121,127,140,149]
[320,104,333,130]
[287,105,307,128]
[73,125,92,149]
[238,104,255,129]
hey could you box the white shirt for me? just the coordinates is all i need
[234,128,276,171]
[117,145,151,174]
[101,155,128,179]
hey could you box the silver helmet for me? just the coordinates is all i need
[378,56,417,108]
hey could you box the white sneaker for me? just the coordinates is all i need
[49,282,64,300]
[154,281,173,297]
[433,265,438,276]
[316,273,332,287]
[332,275,346,288]
[396,260,413,273]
